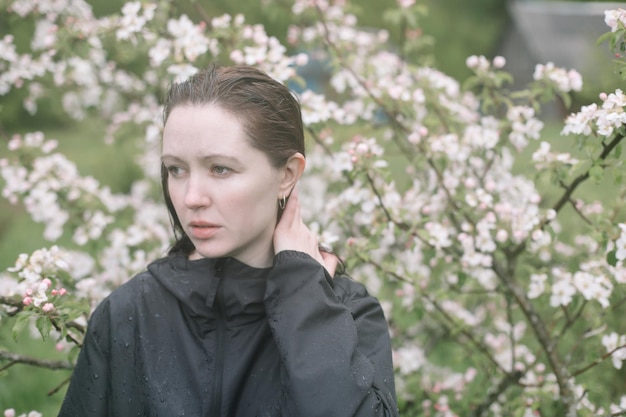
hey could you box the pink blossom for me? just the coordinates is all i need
[492,56,506,68]
[397,0,415,8]
[42,302,54,312]
[604,9,626,32]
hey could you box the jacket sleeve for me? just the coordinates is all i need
[57,300,111,417]
[264,250,399,417]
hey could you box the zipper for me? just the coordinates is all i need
[209,259,227,417]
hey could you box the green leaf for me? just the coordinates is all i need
[569,160,592,178]
[597,31,613,46]
[607,249,618,267]
[456,271,468,287]
[12,311,35,342]
[589,164,604,183]
[36,315,53,341]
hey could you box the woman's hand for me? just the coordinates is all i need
[274,187,339,277]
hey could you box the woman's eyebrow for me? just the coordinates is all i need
[160,154,182,162]
[199,153,240,163]
[161,153,243,167]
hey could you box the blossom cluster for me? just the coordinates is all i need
[533,62,583,93]
[604,8,626,33]
[466,55,506,72]
[5,246,70,313]
[1,132,126,241]
[562,89,626,138]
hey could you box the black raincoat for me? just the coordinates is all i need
[58,250,399,416]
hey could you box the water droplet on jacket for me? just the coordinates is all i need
[92,373,99,380]
[128,316,133,321]
[124,342,130,348]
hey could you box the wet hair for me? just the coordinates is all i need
[161,63,305,256]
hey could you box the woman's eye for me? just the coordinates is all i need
[167,166,184,176]
[212,165,231,176]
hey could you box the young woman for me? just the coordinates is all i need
[58,64,399,416]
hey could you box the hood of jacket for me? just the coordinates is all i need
[146,255,272,324]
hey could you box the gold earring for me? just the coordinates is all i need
[279,195,286,210]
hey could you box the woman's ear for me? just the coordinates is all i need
[279,152,306,197]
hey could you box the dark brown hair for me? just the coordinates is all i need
[161,63,305,256]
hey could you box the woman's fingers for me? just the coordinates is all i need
[274,187,337,276]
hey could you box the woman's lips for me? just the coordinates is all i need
[188,222,220,239]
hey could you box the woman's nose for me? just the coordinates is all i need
[184,175,211,208]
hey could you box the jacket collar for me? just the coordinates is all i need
[147,255,271,322]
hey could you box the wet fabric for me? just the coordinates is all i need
[58,250,399,416]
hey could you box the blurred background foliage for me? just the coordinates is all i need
[0,0,513,125]
[0,0,516,267]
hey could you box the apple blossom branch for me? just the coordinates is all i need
[546,133,624,229]
[510,132,625,261]
[314,4,620,406]
[565,196,593,225]
[555,302,588,354]
[306,126,335,157]
[358,253,509,375]
[470,370,524,417]
[355,127,578,409]
[363,167,464,256]
[571,343,626,377]
[313,5,481,239]
[0,350,73,372]
[0,295,23,315]
[492,260,577,415]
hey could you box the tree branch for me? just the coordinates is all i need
[566,197,593,226]
[548,133,624,221]
[511,132,625,258]
[306,126,335,156]
[491,260,576,415]
[0,295,24,317]
[571,343,626,377]
[358,253,509,375]
[313,5,474,234]
[470,370,524,417]
[0,350,73,372]
[48,375,72,396]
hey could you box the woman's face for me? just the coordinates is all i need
[162,105,286,268]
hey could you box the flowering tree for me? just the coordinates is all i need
[1,0,626,416]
